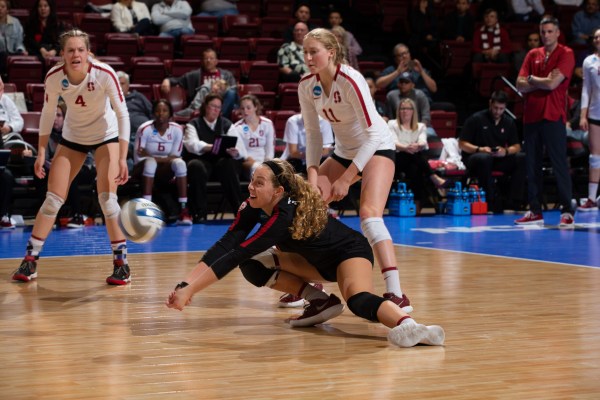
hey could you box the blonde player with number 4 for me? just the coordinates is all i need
[298,28,412,311]
[12,29,132,285]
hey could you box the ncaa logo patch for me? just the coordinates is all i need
[61,79,69,89]
[243,126,249,132]
[313,86,322,98]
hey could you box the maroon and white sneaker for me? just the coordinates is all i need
[277,283,324,308]
[287,293,344,327]
[177,208,193,226]
[1,215,15,229]
[106,260,131,285]
[577,198,598,212]
[12,256,38,282]
[383,292,414,313]
[514,211,544,225]
[559,212,574,229]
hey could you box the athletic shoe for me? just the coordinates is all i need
[1,215,15,229]
[67,214,84,229]
[106,260,131,285]
[287,293,344,327]
[514,211,544,225]
[12,256,38,282]
[277,283,324,308]
[559,212,574,229]
[327,208,340,219]
[387,319,445,347]
[383,292,414,313]
[177,208,193,226]
[577,198,598,212]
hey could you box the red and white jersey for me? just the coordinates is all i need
[227,116,275,163]
[133,121,184,164]
[298,63,394,171]
[581,54,600,120]
[40,59,130,145]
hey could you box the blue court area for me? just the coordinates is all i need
[1,210,599,268]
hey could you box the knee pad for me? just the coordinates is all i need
[360,217,391,246]
[142,158,158,177]
[98,192,120,220]
[252,247,280,269]
[590,154,600,169]
[347,292,386,322]
[171,158,187,177]
[40,191,65,218]
[239,259,279,288]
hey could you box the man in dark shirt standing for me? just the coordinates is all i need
[515,17,575,227]
[459,91,525,212]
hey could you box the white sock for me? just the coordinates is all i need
[589,182,598,201]
[300,283,328,301]
[143,194,152,201]
[382,267,402,295]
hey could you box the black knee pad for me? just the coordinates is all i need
[239,259,278,287]
[347,292,386,322]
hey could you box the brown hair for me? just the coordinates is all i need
[263,159,328,240]
[199,93,223,117]
[240,94,263,116]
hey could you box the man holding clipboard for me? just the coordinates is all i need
[183,94,247,222]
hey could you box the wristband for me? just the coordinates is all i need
[475,146,480,153]
[504,147,509,157]
[174,281,189,290]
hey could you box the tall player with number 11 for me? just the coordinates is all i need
[298,28,412,311]
[12,29,132,285]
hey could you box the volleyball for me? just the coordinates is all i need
[119,198,165,243]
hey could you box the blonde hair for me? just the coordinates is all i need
[304,28,347,66]
[396,98,418,131]
[263,159,328,240]
[59,29,91,52]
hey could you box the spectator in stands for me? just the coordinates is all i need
[389,98,450,213]
[133,99,192,225]
[516,17,576,226]
[477,0,510,21]
[513,32,541,74]
[151,0,194,39]
[571,0,600,45]
[376,43,437,103]
[408,0,439,57]
[280,113,334,174]
[511,0,545,22]
[327,10,361,70]
[227,94,275,179]
[283,3,319,43]
[459,91,526,212]
[554,0,583,5]
[577,27,600,210]
[0,0,27,74]
[23,0,65,63]
[111,0,155,36]
[34,100,97,228]
[441,0,474,42]
[472,8,512,63]
[277,21,310,82]
[0,87,24,141]
[117,71,152,171]
[365,75,387,121]
[161,48,238,119]
[331,26,359,71]
[195,0,239,18]
[385,71,435,137]
[183,94,245,222]
[175,78,228,119]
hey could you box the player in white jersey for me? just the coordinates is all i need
[280,113,334,174]
[226,94,275,179]
[298,28,412,312]
[12,29,132,285]
[578,27,600,211]
[134,99,192,225]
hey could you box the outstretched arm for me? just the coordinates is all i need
[166,261,218,310]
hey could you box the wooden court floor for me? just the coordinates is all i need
[1,247,600,399]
